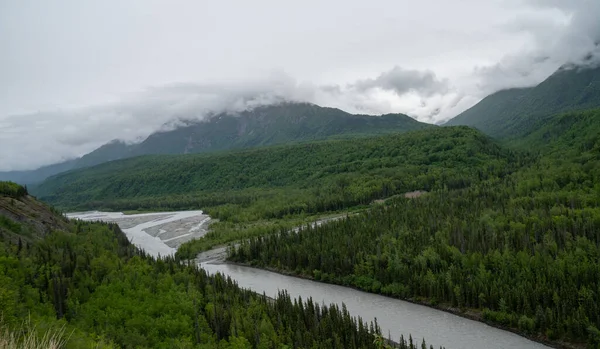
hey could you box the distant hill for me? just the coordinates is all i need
[1,102,430,184]
[446,64,600,138]
[0,159,78,185]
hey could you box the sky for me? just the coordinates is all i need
[1,0,599,171]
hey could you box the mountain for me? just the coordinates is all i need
[84,102,431,158]
[515,108,600,155]
[1,102,430,184]
[0,159,78,185]
[446,64,600,138]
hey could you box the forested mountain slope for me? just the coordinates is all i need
[444,88,531,131]
[446,65,600,138]
[34,127,528,259]
[34,127,524,216]
[231,109,600,348]
[0,182,445,349]
[1,102,430,184]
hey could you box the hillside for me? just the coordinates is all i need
[0,182,70,245]
[1,102,430,184]
[34,127,522,214]
[446,64,600,138]
[231,109,600,347]
[0,182,443,349]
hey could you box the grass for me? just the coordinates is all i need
[0,318,67,349]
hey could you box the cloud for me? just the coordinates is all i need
[470,0,600,96]
[2,0,600,171]
[352,66,449,97]
[0,74,313,171]
[0,66,458,171]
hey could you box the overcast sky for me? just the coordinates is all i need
[1,0,599,171]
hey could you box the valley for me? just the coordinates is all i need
[62,207,551,348]
[2,67,600,349]
[4,3,600,348]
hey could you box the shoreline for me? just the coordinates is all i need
[220,260,584,349]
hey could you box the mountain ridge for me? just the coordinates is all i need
[1,102,430,184]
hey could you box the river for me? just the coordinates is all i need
[66,210,211,257]
[201,262,550,349]
[69,210,551,349]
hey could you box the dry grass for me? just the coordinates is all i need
[0,318,67,349]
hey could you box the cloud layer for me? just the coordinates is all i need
[1,0,599,171]
[353,67,449,97]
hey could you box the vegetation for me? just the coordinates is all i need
[0,182,27,198]
[35,127,515,211]
[177,215,315,260]
[447,65,600,138]
[0,189,445,348]
[230,109,600,347]
[0,319,67,349]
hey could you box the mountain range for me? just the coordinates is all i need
[4,63,600,185]
[0,103,430,184]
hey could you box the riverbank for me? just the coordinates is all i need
[220,260,584,349]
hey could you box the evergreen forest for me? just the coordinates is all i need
[0,187,443,348]
[230,109,600,347]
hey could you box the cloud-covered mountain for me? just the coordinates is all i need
[0,102,431,184]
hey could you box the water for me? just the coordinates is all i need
[201,262,551,349]
[67,210,210,257]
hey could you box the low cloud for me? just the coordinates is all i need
[471,0,600,96]
[352,66,449,97]
[0,74,313,171]
[2,66,456,171]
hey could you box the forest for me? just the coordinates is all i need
[0,186,446,348]
[230,109,600,347]
[35,126,529,259]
